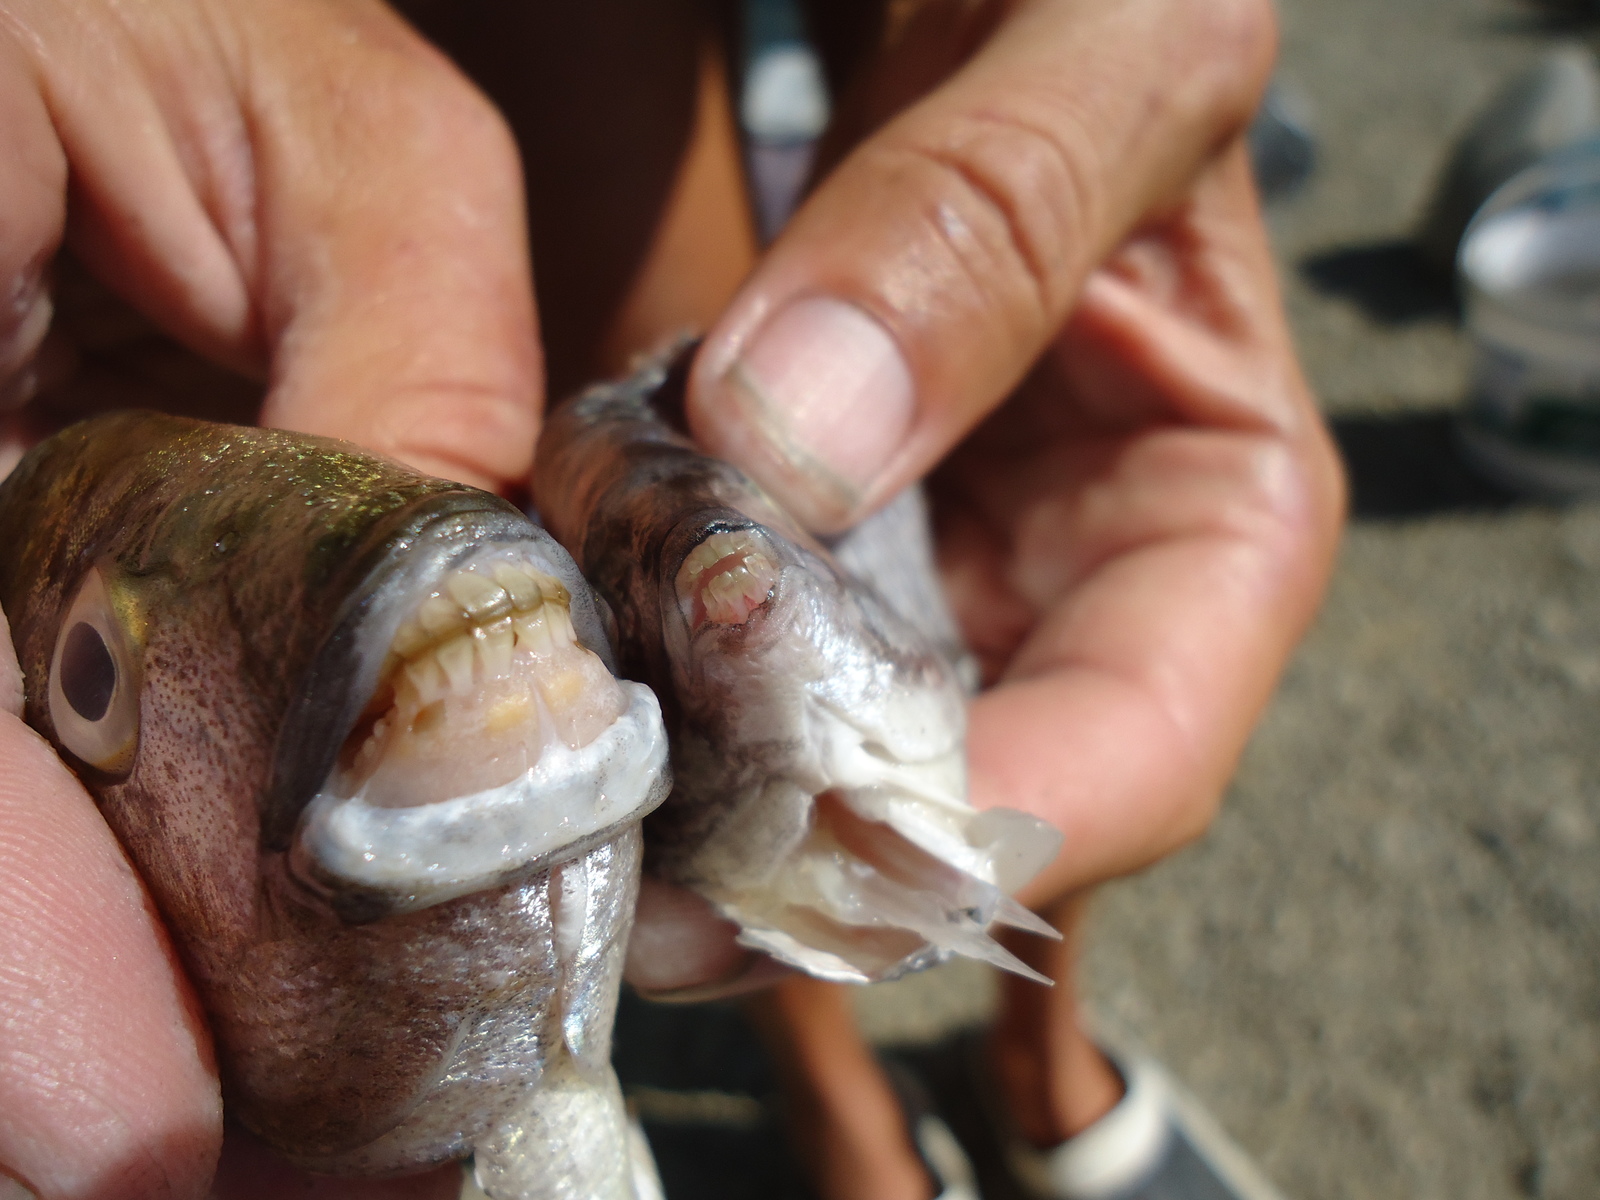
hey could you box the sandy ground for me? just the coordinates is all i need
[852,3,1600,1198]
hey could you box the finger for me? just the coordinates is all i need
[689,0,1277,531]
[0,615,220,1200]
[624,877,793,1001]
[21,0,540,491]
[0,28,67,414]
[947,153,1344,895]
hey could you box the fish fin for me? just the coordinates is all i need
[991,893,1064,940]
[970,940,1055,987]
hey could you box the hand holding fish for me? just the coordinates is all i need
[648,0,1345,969]
[0,0,1348,1197]
[669,0,1347,1185]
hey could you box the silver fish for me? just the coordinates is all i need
[0,412,669,1198]
[535,346,1061,985]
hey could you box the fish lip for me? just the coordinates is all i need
[291,681,669,922]
[261,494,609,851]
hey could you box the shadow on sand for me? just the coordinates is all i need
[1300,240,1459,326]
[1331,410,1523,519]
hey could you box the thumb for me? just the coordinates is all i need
[688,0,1275,533]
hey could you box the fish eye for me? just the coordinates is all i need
[48,566,141,775]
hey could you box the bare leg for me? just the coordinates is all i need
[746,976,935,1200]
[989,892,1124,1147]
[748,893,1122,1200]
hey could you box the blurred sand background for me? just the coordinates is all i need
[850,3,1600,1198]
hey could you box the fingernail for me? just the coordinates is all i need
[706,298,913,532]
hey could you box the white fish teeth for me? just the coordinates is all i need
[550,604,576,644]
[447,571,512,622]
[418,593,462,638]
[479,617,515,675]
[493,562,542,610]
[675,529,778,626]
[383,560,578,680]
[404,654,448,706]
[514,609,555,657]
[436,635,476,694]
[390,620,431,659]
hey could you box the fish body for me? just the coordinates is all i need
[0,412,668,1196]
[535,347,1061,984]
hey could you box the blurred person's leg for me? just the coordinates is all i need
[744,899,1124,1200]
[748,977,940,1200]
[989,894,1124,1149]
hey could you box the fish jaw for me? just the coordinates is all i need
[294,684,666,915]
[652,519,1062,985]
[289,542,670,920]
[671,663,1061,984]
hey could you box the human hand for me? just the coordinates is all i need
[685,0,1344,903]
[0,1,537,1195]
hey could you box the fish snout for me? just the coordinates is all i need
[289,548,670,920]
[674,526,780,631]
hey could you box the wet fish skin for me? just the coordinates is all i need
[0,411,659,1193]
[535,347,1061,984]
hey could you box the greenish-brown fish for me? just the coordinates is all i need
[0,412,669,1198]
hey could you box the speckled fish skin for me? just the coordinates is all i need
[535,347,1061,985]
[0,412,663,1197]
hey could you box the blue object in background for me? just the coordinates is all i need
[740,0,830,242]
[1458,135,1600,496]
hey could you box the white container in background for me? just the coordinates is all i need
[1459,138,1600,496]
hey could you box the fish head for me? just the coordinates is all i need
[0,412,667,1164]
[655,508,969,883]
[652,506,1067,987]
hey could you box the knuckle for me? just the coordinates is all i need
[1188,0,1279,119]
[887,105,1097,337]
[389,62,519,175]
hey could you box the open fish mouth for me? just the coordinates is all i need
[674,527,781,630]
[687,690,1062,986]
[291,545,668,919]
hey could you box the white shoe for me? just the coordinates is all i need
[990,1039,1288,1200]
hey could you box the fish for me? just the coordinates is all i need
[0,411,671,1198]
[534,344,1062,985]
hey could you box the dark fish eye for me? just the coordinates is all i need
[48,567,141,775]
[60,622,117,722]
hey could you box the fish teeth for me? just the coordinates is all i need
[436,634,476,694]
[418,593,463,639]
[391,618,430,659]
[478,617,515,675]
[404,654,448,706]
[514,609,555,657]
[675,529,778,626]
[447,571,512,622]
[493,562,542,610]
[387,561,576,666]
[548,603,576,645]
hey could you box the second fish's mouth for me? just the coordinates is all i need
[337,551,627,808]
[674,527,780,631]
